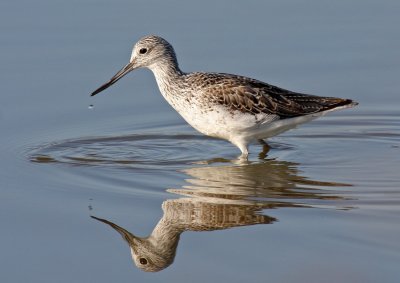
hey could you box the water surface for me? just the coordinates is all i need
[1,0,400,282]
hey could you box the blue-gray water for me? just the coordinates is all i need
[1,0,400,282]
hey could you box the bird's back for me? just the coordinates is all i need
[185,72,357,119]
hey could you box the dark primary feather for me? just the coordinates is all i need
[188,72,356,119]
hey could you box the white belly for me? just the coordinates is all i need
[176,103,276,141]
[176,102,325,144]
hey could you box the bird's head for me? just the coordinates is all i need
[91,215,177,272]
[91,35,177,96]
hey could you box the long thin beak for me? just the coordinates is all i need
[91,61,136,96]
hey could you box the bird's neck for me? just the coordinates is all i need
[148,57,184,99]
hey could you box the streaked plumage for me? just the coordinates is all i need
[92,35,358,156]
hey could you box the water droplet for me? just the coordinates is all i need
[88,104,94,110]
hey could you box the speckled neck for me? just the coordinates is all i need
[147,55,185,100]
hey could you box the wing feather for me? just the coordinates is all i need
[189,72,355,119]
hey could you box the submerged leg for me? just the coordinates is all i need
[239,146,249,158]
[258,139,270,159]
[257,139,267,145]
[231,139,249,158]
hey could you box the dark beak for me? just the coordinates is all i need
[90,215,138,246]
[91,61,135,96]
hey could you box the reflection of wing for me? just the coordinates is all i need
[161,198,276,231]
[175,159,349,202]
[91,196,276,273]
[92,159,351,272]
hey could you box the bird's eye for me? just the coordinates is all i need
[139,258,148,265]
[139,48,147,54]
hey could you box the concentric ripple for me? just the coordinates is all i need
[28,133,236,170]
[28,113,400,172]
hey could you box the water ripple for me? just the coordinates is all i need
[28,133,236,170]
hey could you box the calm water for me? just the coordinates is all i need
[1,0,400,282]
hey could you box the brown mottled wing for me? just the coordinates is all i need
[194,73,355,119]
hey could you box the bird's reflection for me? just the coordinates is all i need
[92,158,350,272]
